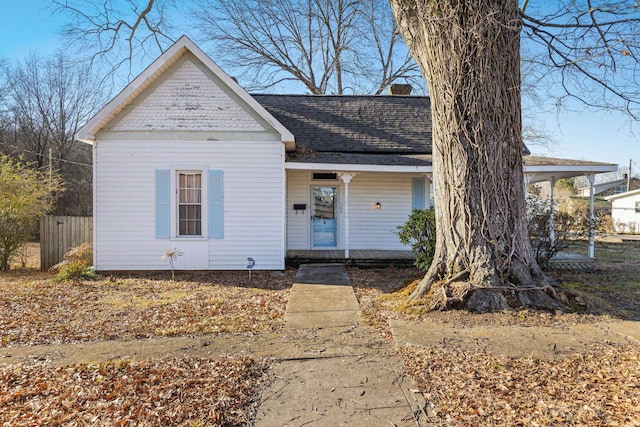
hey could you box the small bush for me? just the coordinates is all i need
[52,243,97,282]
[527,195,607,268]
[398,209,436,272]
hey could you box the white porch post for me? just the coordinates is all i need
[338,173,355,258]
[523,173,532,195]
[587,174,596,259]
[549,176,556,245]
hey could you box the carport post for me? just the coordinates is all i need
[587,174,596,259]
[549,176,556,245]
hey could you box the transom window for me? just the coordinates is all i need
[178,172,202,236]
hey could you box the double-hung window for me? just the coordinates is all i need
[155,168,224,240]
[177,172,202,236]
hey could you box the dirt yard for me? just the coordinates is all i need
[1,240,639,425]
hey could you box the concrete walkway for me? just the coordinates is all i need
[255,264,428,426]
[284,264,361,329]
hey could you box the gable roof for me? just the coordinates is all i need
[253,94,432,165]
[76,36,295,150]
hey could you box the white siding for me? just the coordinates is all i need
[611,193,640,233]
[348,173,412,250]
[286,171,418,251]
[93,53,287,271]
[286,170,310,249]
[94,140,285,270]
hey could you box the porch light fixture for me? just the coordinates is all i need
[375,202,381,210]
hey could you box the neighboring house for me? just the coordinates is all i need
[577,177,640,197]
[76,36,618,271]
[606,189,640,234]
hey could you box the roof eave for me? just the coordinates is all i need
[285,161,433,173]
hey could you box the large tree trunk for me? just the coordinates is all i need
[390,0,569,312]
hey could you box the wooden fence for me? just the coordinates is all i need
[40,216,93,270]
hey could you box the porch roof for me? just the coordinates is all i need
[284,154,617,176]
[523,155,617,183]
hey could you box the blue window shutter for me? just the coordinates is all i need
[412,177,426,210]
[155,169,170,239]
[208,170,224,239]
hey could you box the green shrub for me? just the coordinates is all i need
[0,155,63,270]
[398,209,436,272]
[52,243,97,282]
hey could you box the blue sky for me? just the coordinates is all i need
[1,0,637,173]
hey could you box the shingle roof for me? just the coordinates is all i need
[252,95,432,159]
[523,155,615,167]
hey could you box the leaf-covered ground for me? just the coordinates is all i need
[0,265,293,426]
[1,356,267,426]
[402,344,640,425]
[0,270,293,347]
[351,239,640,426]
[2,241,640,425]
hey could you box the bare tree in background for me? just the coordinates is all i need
[521,0,640,119]
[52,0,175,83]
[52,0,422,94]
[388,0,639,312]
[1,53,107,215]
[192,0,421,94]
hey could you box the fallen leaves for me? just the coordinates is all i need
[402,344,640,426]
[1,355,268,426]
[0,270,294,347]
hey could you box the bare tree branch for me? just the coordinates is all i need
[520,0,640,119]
[192,0,423,94]
[51,0,176,83]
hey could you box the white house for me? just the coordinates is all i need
[606,189,640,234]
[76,36,617,271]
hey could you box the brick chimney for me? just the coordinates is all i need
[388,84,412,96]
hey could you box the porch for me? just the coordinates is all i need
[286,249,596,271]
[286,250,415,268]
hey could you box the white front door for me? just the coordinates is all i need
[312,186,338,247]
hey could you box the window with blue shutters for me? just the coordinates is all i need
[155,168,224,239]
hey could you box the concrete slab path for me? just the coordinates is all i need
[255,264,427,426]
[284,264,361,329]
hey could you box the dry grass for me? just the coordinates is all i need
[402,344,640,425]
[3,241,640,425]
[0,270,293,347]
[351,239,640,426]
[1,246,293,426]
